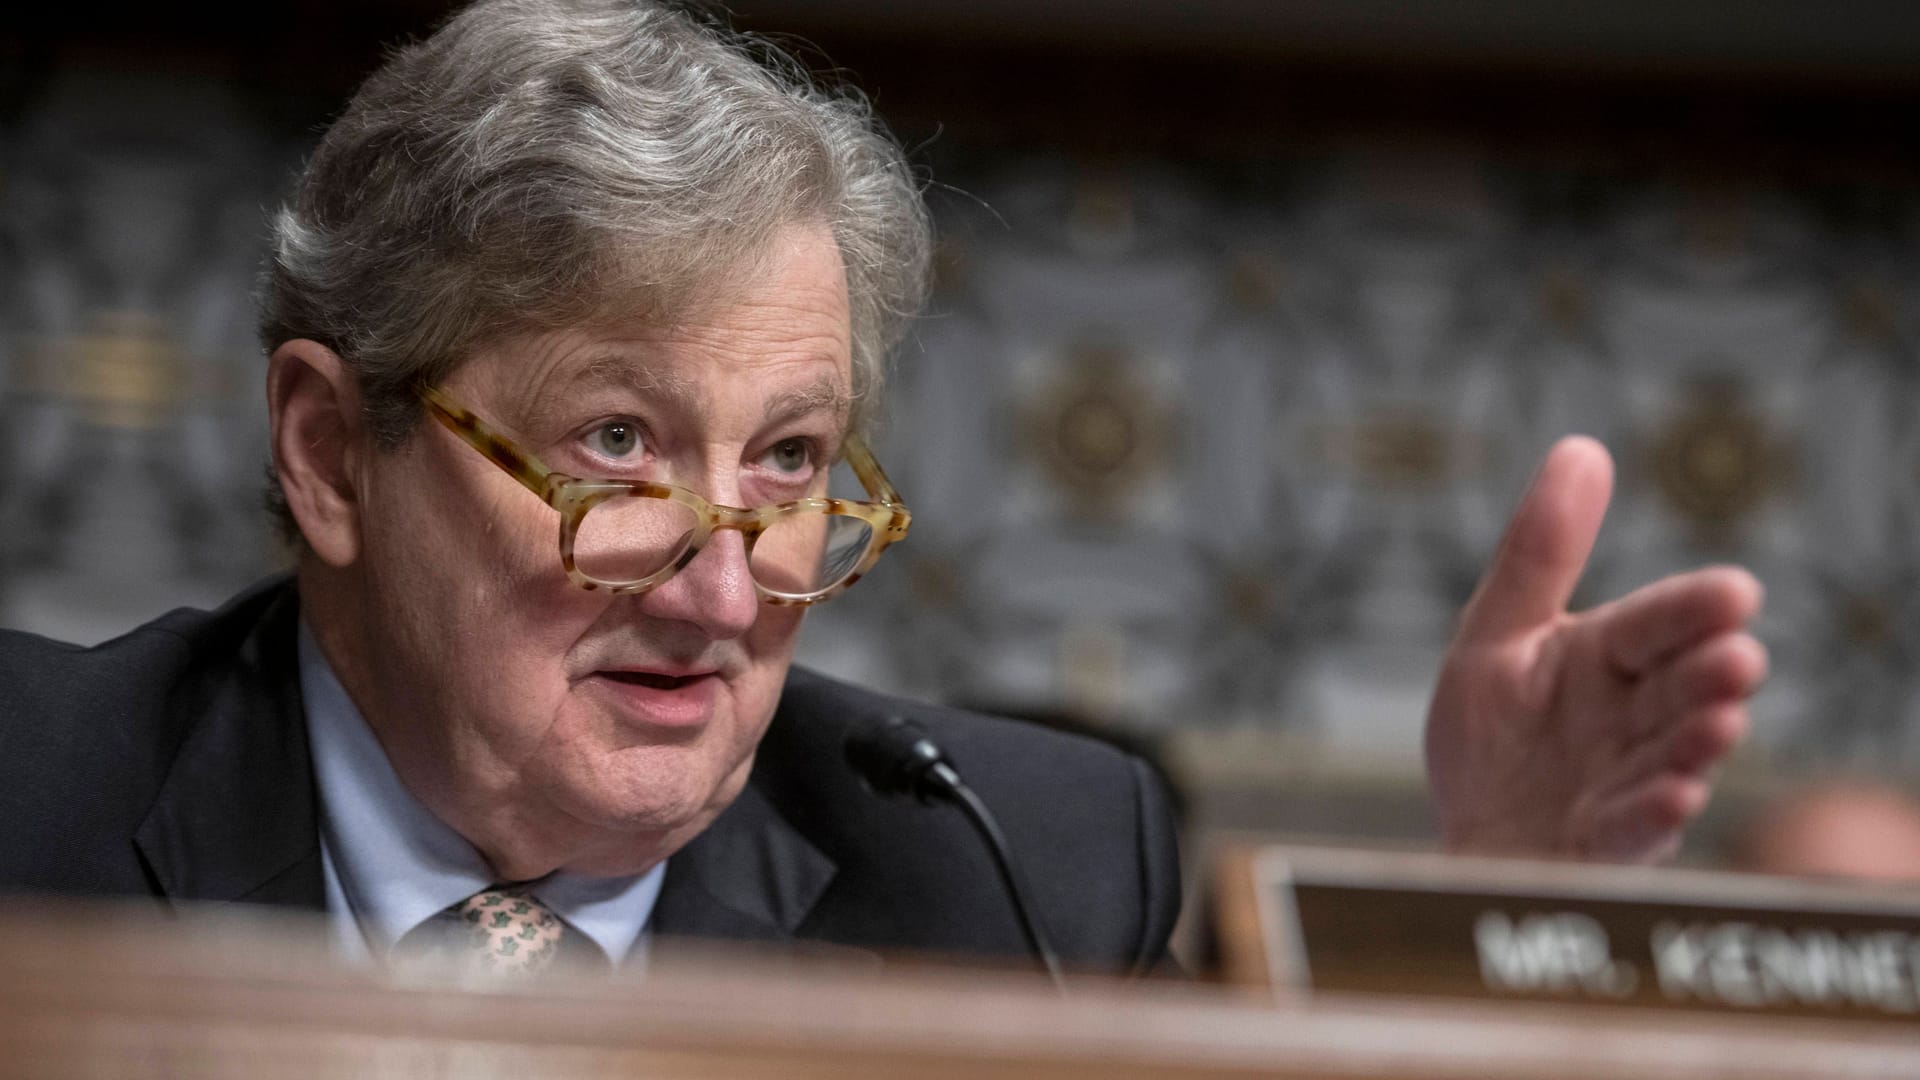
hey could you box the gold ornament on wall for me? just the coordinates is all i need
[1017,344,1178,521]
[25,310,186,429]
[1310,409,1491,496]
[1645,376,1794,547]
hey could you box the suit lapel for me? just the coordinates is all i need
[651,777,836,942]
[127,580,841,934]
[134,583,326,912]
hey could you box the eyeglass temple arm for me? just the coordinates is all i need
[842,434,905,507]
[417,383,563,503]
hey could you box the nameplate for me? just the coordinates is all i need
[1251,846,1920,1023]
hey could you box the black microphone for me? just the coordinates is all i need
[843,712,965,802]
[844,715,1066,988]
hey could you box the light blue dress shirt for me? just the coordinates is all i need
[299,621,665,967]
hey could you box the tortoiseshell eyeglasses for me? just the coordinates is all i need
[417,384,911,606]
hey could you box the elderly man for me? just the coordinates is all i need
[0,0,1763,976]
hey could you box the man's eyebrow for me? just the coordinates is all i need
[762,375,851,429]
[523,355,700,429]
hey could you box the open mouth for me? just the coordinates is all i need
[599,670,707,691]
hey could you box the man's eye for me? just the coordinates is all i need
[764,438,811,474]
[589,421,643,458]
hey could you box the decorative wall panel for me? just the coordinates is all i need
[5,64,1919,786]
[1,70,280,644]
[800,160,1920,776]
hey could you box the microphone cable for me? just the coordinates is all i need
[844,714,1067,989]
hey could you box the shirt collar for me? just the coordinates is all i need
[298,620,664,964]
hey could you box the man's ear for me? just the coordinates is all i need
[267,340,364,568]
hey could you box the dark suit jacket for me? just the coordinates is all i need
[0,579,1182,974]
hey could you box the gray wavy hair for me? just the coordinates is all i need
[261,0,930,534]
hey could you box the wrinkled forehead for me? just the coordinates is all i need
[450,225,856,437]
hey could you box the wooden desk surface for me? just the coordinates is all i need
[2,900,1916,1079]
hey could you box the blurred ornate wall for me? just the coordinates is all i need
[6,2,1920,845]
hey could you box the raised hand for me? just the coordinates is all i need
[1425,436,1767,863]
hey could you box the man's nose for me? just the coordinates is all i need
[634,523,760,639]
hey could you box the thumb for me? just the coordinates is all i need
[1457,435,1615,642]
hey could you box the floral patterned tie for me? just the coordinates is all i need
[454,886,566,975]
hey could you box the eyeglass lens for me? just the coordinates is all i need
[572,496,874,597]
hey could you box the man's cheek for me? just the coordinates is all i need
[748,605,807,653]
[463,629,572,730]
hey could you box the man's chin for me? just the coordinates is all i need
[558,766,746,855]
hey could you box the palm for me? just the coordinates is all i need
[1426,437,1766,863]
